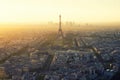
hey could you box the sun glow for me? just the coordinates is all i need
[0,0,120,24]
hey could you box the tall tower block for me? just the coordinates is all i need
[58,14,64,38]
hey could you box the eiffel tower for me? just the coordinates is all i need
[58,15,64,39]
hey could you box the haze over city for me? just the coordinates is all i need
[0,0,120,80]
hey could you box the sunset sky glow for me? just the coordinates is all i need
[0,0,120,23]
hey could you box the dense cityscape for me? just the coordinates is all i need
[0,22,120,80]
[0,0,120,79]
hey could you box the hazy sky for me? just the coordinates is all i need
[0,0,120,23]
